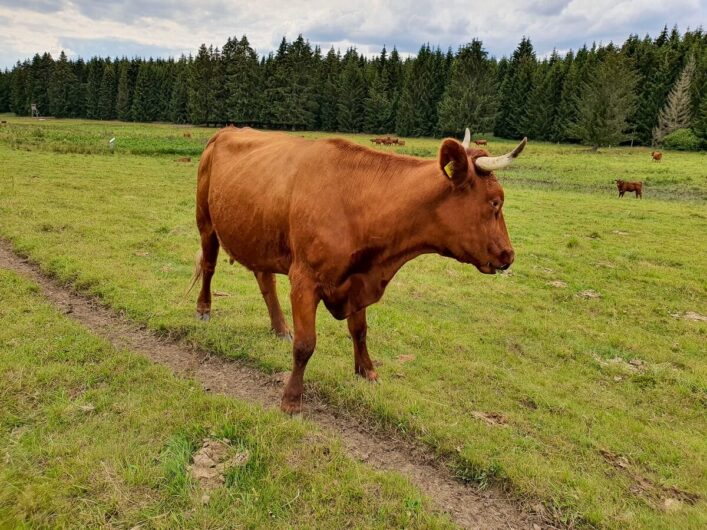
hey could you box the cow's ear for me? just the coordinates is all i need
[439,139,469,186]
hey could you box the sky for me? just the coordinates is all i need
[0,0,705,68]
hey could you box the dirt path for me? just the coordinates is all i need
[0,243,551,530]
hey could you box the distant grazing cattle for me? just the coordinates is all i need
[190,126,527,413]
[651,151,662,162]
[616,179,643,199]
[371,136,403,146]
[474,139,488,146]
[176,156,192,163]
[183,131,192,138]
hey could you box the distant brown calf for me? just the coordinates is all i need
[183,131,192,138]
[616,179,642,199]
[651,151,662,162]
[474,139,488,146]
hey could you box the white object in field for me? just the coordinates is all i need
[108,137,116,152]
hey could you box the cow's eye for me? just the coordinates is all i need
[490,199,501,210]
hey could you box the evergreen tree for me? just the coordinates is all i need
[692,91,707,142]
[0,70,9,112]
[84,58,104,119]
[131,60,160,122]
[170,57,190,124]
[48,51,78,118]
[10,61,30,115]
[337,49,366,132]
[653,54,696,144]
[28,52,54,116]
[188,44,214,124]
[115,60,133,121]
[385,47,404,131]
[437,40,497,136]
[363,69,393,133]
[396,44,445,136]
[282,35,318,128]
[525,51,565,140]
[494,37,536,139]
[568,53,639,150]
[223,36,260,124]
[318,47,341,131]
[209,48,226,124]
[70,58,87,117]
[97,60,117,120]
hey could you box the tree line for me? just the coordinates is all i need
[0,26,705,148]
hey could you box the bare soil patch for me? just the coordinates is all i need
[670,311,707,322]
[189,438,249,504]
[0,242,552,530]
[599,449,700,511]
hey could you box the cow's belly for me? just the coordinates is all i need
[208,178,292,274]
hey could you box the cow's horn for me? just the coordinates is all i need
[474,137,527,172]
[462,128,471,149]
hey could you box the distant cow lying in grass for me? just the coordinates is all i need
[474,139,488,146]
[616,179,643,199]
[651,151,662,162]
[370,136,403,146]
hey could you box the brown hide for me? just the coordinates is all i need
[651,151,662,161]
[195,127,516,412]
[615,179,643,198]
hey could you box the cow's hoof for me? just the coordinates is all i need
[356,368,379,382]
[196,311,210,321]
[280,398,302,415]
[275,329,293,342]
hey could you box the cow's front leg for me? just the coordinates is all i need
[347,308,378,381]
[281,274,319,414]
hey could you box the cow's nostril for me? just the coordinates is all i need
[500,249,515,266]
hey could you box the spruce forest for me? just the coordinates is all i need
[1,26,705,148]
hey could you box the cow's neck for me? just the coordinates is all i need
[323,161,450,319]
[356,160,449,265]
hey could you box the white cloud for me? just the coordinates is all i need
[0,0,704,67]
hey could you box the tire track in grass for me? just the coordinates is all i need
[0,241,551,530]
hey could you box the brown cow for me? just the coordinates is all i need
[474,139,488,146]
[616,179,643,198]
[191,126,526,413]
[651,151,662,162]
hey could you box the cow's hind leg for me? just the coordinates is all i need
[254,271,292,340]
[281,273,319,414]
[196,231,219,321]
[348,308,378,381]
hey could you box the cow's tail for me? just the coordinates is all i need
[185,248,203,297]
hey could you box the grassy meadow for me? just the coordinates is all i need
[0,270,452,529]
[0,115,706,529]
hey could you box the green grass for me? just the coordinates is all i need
[1,116,706,529]
[0,269,452,529]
